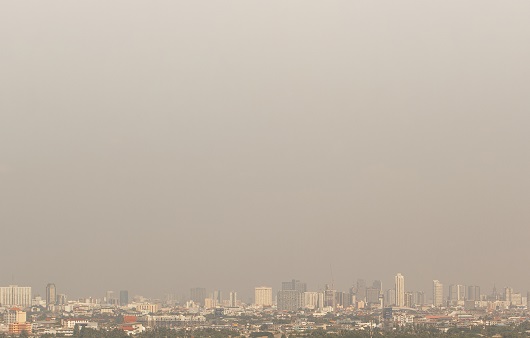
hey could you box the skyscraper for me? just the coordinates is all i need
[372,280,382,293]
[449,284,466,305]
[190,288,207,306]
[414,291,425,306]
[356,279,367,302]
[120,290,129,306]
[395,273,405,307]
[467,285,481,301]
[213,290,222,305]
[229,291,237,307]
[366,287,381,304]
[105,291,115,304]
[385,289,395,306]
[277,290,302,311]
[0,286,32,307]
[433,280,444,307]
[46,283,56,307]
[282,279,307,293]
[254,287,273,306]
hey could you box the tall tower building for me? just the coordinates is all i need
[372,280,382,293]
[414,291,425,306]
[46,283,56,307]
[449,284,466,305]
[433,280,444,307]
[467,286,481,301]
[277,290,302,311]
[229,291,237,307]
[190,288,207,306]
[385,289,396,306]
[395,273,405,307]
[356,279,367,302]
[120,290,129,306]
[0,286,32,307]
[282,279,307,293]
[254,287,272,306]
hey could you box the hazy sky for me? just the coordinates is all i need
[1,1,530,301]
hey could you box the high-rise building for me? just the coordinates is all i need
[373,280,382,293]
[467,286,480,301]
[303,292,318,310]
[395,273,405,307]
[120,290,129,306]
[213,290,222,305]
[0,286,32,308]
[414,291,425,306]
[324,285,336,308]
[282,279,307,293]
[190,288,207,306]
[105,291,114,304]
[46,283,56,307]
[449,284,466,304]
[229,291,237,307]
[5,308,26,324]
[433,280,444,307]
[57,294,67,305]
[366,287,381,304]
[277,290,302,311]
[254,287,272,306]
[404,292,414,308]
[356,279,367,302]
[385,289,395,306]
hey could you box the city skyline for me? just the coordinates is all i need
[2,0,530,308]
[3,274,526,305]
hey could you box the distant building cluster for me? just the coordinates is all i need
[0,275,529,336]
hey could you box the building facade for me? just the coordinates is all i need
[433,280,444,307]
[0,286,32,308]
[254,287,273,306]
[395,273,405,307]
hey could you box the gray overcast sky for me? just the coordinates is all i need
[1,1,530,301]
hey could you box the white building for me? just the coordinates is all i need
[303,292,319,309]
[0,286,32,308]
[254,286,273,306]
[395,273,405,307]
[433,280,444,307]
[229,291,237,307]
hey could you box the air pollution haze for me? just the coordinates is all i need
[1,1,530,301]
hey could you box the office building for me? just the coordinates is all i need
[373,280,382,293]
[57,294,67,305]
[366,287,381,304]
[433,280,444,307]
[467,286,480,301]
[229,291,237,307]
[120,290,129,306]
[46,283,56,307]
[5,308,26,324]
[277,290,302,311]
[324,285,336,308]
[395,273,405,307]
[385,289,395,306]
[356,279,366,301]
[449,284,466,304]
[414,291,425,306]
[190,288,207,306]
[254,287,273,306]
[303,292,318,310]
[282,279,307,293]
[0,286,32,308]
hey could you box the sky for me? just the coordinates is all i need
[1,1,530,302]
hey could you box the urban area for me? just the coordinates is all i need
[1,274,530,338]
